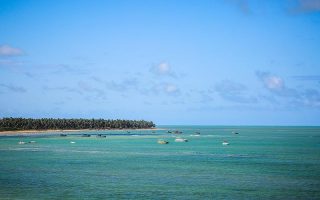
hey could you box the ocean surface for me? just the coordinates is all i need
[0,126,319,199]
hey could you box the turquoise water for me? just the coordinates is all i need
[0,126,319,199]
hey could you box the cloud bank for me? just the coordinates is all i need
[214,80,257,103]
[256,71,320,108]
[0,83,26,93]
[295,0,320,12]
[0,45,23,56]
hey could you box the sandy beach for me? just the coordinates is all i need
[0,128,164,136]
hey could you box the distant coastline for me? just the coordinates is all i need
[0,127,163,136]
[0,117,157,135]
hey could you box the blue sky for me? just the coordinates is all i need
[0,0,320,125]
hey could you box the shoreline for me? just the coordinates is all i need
[0,128,164,136]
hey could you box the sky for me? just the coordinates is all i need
[0,0,320,125]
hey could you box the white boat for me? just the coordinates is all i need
[70,141,76,144]
[175,138,188,142]
[18,141,26,144]
[158,139,169,144]
[222,141,229,145]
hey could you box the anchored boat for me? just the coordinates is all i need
[175,138,188,142]
[158,139,169,144]
[222,141,229,145]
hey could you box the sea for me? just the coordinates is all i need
[0,126,319,200]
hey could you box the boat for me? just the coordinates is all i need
[70,141,76,144]
[222,141,229,145]
[232,131,239,135]
[157,139,169,144]
[28,141,36,143]
[18,141,26,144]
[82,134,91,137]
[195,132,200,135]
[60,134,67,137]
[175,138,188,142]
[168,130,182,134]
[97,134,107,138]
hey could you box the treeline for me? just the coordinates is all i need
[0,117,155,131]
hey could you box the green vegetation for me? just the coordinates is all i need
[0,117,155,131]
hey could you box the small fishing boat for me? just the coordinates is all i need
[168,130,182,134]
[18,141,26,144]
[222,141,229,145]
[158,139,169,144]
[97,134,107,138]
[82,134,91,137]
[60,134,67,137]
[175,138,188,142]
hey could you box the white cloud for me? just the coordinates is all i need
[0,45,23,56]
[150,61,176,77]
[256,71,284,91]
[158,62,170,74]
[164,84,178,93]
[264,76,284,90]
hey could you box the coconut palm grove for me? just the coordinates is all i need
[0,117,155,131]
